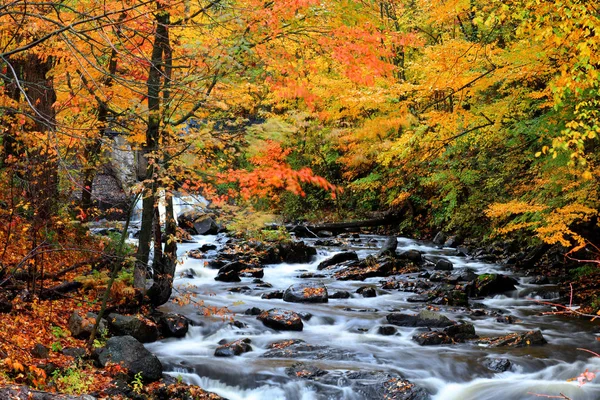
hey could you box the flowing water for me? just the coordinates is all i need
[144,233,600,400]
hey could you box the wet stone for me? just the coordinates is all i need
[214,338,252,357]
[261,290,284,300]
[283,282,328,303]
[412,331,453,346]
[484,358,513,372]
[329,290,351,299]
[356,286,377,298]
[377,326,397,336]
[317,251,359,270]
[244,307,262,316]
[477,330,547,348]
[257,308,303,331]
[434,259,454,271]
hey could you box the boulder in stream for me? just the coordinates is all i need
[386,310,454,328]
[263,339,360,361]
[377,236,398,257]
[178,210,219,235]
[397,249,423,263]
[334,256,399,281]
[257,308,303,331]
[356,286,377,298]
[484,358,513,372]
[285,364,430,400]
[434,258,454,271]
[329,290,351,299]
[214,338,252,357]
[159,313,190,338]
[473,274,518,296]
[317,251,359,270]
[283,282,328,303]
[477,330,547,347]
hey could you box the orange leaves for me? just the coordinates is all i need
[210,137,337,203]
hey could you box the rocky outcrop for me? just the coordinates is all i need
[95,335,163,381]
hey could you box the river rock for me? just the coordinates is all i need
[263,339,360,361]
[329,290,351,299]
[477,330,547,347]
[433,231,446,246]
[377,326,397,335]
[261,290,284,299]
[107,313,159,343]
[444,322,477,342]
[258,309,303,331]
[412,331,453,346]
[484,358,513,372]
[317,251,359,270]
[95,335,163,381]
[159,313,190,338]
[178,210,219,235]
[278,241,317,263]
[398,249,423,263]
[244,307,262,315]
[68,311,108,339]
[443,235,461,248]
[377,236,398,257]
[334,256,399,281]
[283,282,328,303]
[285,362,327,379]
[286,364,430,400]
[214,338,252,357]
[434,259,453,271]
[386,310,454,328]
[473,274,518,296]
[356,286,377,298]
[240,267,264,278]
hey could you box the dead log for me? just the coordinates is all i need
[288,212,403,237]
[39,281,83,300]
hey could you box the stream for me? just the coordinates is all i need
[143,233,600,400]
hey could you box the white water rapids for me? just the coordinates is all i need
[143,234,600,400]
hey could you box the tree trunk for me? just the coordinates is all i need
[147,193,177,306]
[134,5,170,290]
